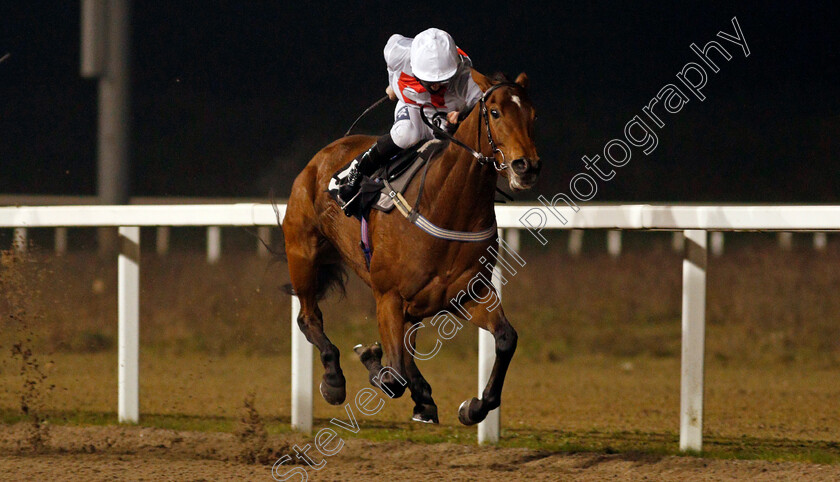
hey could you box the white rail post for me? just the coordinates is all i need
[814,232,827,251]
[291,295,313,433]
[13,227,27,253]
[207,226,221,263]
[710,232,724,257]
[479,228,513,444]
[680,229,707,452]
[55,227,68,255]
[257,226,271,258]
[777,232,793,250]
[672,231,685,252]
[118,226,140,423]
[568,229,583,256]
[607,230,622,258]
[156,226,170,256]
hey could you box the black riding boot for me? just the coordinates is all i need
[338,135,400,210]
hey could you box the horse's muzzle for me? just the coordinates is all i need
[509,158,541,190]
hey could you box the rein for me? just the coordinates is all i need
[382,158,497,243]
[380,83,522,244]
[419,81,521,172]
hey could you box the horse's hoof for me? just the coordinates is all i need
[458,398,485,426]
[353,342,383,364]
[319,380,346,406]
[412,404,439,424]
[412,413,438,424]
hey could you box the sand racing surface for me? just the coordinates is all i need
[2,423,840,481]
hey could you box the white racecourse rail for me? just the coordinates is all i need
[3,203,840,452]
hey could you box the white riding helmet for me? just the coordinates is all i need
[410,28,460,83]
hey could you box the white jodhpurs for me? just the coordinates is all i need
[390,103,436,149]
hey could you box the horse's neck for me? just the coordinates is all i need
[418,110,498,229]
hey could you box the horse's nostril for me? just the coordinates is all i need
[511,159,528,174]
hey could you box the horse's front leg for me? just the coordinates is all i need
[355,290,409,399]
[402,315,439,423]
[457,299,518,426]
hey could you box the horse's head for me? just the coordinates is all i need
[473,71,540,191]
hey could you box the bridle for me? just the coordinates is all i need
[420,81,522,172]
[477,81,521,171]
[384,81,524,243]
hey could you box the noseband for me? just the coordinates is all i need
[420,81,522,171]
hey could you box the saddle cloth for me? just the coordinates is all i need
[327,139,448,221]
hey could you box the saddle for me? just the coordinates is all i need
[327,139,448,221]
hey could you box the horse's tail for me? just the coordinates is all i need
[272,192,348,300]
[268,193,287,262]
[270,193,294,296]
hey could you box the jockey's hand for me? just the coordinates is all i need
[385,86,397,101]
[447,111,461,125]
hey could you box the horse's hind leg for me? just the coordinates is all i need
[354,291,408,399]
[286,246,346,405]
[457,300,518,426]
[403,316,439,423]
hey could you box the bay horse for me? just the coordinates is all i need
[281,71,540,425]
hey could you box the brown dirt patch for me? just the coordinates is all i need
[2,424,840,481]
[3,242,840,479]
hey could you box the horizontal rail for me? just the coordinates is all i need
[3,203,840,230]
[0,195,274,206]
[501,204,840,231]
[0,204,284,227]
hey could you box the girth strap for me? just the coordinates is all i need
[383,178,497,243]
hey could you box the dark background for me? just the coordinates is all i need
[1,1,838,202]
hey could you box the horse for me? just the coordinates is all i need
[281,70,540,425]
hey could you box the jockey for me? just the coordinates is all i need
[337,27,484,211]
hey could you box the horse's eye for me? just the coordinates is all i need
[490,109,500,119]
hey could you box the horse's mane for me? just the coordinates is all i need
[489,72,513,83]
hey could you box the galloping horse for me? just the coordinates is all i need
[282,70,540,425]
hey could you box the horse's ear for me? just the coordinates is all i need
[471,69,494,91]
[515,72,529,89]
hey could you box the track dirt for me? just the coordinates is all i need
[2,244,840,479]
[3,424,840,481]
